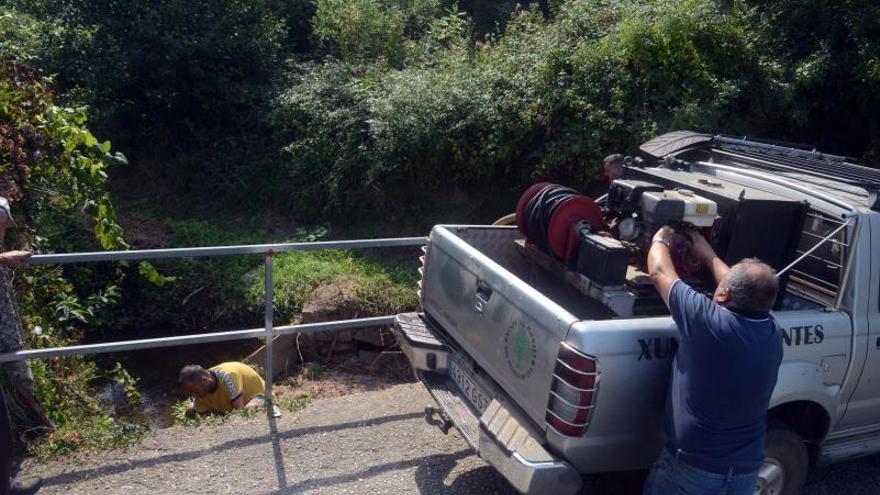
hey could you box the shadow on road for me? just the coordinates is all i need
[268,414,288,491]
[804,453,880,494]
[410,443,647,495]
[35,402,880,495]
[414,450,516,494]
[580,470,648,494]
[38,411,423,487]
[274,450,473,494]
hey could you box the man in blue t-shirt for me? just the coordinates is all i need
[643,226,783,495]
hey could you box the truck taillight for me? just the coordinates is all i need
[545,342,598,437]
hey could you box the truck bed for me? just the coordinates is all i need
[446,226,616,320]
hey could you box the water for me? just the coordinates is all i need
[98,381,177,429]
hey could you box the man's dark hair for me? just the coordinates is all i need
[725,258,778,314]
[603,154,625,168]
[178,364,207,384]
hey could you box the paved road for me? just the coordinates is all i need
[21,383,880,494]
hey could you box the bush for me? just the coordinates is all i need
[739,0,880,158]
[533,0,780,167]
[312,0,445,65]
[9,0,879,226]
[267,0,319,53]
[271,60,376,220]
[0,7,149,455]
[105,216,418,333]
[273,0,786,222]
[0,8,52,61]
[12,0,287,192]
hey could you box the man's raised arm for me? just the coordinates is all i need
[648,226,681,307]
[686,230,729,286]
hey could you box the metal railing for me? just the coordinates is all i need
[0,236,428,413]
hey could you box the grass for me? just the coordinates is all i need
[143,215,420,326]
[171,400,260,427]
[171,395,313,427]
[25,357,149,460]
[279,395,312,413]
[246,249,420,323]
[34,414,148,459]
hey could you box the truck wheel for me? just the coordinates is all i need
[756,425,808,495]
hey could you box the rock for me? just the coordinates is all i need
[243,337,301,378]
[246,275,391,374]
[300,277,363,323]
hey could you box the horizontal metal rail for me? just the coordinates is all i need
[0,316,397,363]
[26,237,428,264]
[789,269,837,289]
[3,235,428,418]
[801,230,849,247]
[793,250,843,269]
[806,212,848,225]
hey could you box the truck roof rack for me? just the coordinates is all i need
[640,131,880,209]
[710,136,880,210]
[711,135,880,187]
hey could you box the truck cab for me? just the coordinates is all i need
[394,131,880,494]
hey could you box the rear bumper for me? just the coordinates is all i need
[394,313,582,495]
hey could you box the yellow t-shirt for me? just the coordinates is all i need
[193,362,265,413]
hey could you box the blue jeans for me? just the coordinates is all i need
[643,449,759,495]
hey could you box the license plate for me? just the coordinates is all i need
[449,358,491,413]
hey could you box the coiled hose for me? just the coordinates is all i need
[516,183,604,262]
[522,184,580,252]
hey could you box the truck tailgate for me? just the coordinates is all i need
[421,226,580,428]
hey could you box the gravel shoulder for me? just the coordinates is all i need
[20,383,512,495]
[19,383,880,494]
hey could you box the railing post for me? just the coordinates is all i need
[264,251,276,416]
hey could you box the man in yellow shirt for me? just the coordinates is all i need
[178,362,266,418]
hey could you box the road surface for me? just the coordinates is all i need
[21,383,880,494]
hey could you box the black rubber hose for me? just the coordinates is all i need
[523,184,579,252]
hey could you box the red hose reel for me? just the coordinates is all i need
[516,182,707,276]
[516,183,603,263]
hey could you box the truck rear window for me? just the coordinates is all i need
[785,211,851,307]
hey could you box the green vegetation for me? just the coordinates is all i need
[279,395,313,413]
[274,0,880,223]
[0,0,878,457]
[250,249,419,323]
[106,216,418,334]
[312,0,446,64]
[8,0,878,224]
[30,358,147,458]
[0,7,156,457]
[7,0,288,194]
[171,395,312,427]
[170,400,259,427]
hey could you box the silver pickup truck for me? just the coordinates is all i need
[394,132,880,495]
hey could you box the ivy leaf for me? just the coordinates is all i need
[137,261,177,287]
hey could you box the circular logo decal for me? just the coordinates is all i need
[504,320,537,379]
